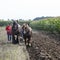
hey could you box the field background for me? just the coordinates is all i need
[30,17,60,33]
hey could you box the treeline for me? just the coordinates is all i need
[1,17,60,34]
[0,21,11,26]
[0,20,31,26]
[33,16,53,20]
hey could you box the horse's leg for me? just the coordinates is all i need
[23,34,26,45]
[12,34,15,43]
[28,37,32,46]
[16,35,19,43]
[28,37,30,46]
[24,36,26,45]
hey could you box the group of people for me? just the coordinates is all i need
[5,20,32,46]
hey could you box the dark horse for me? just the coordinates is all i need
[22,24,32,46]
[12,21,21,44]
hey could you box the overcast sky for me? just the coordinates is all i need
[0,0,60,20]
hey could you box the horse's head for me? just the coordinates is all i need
[22,23,32,35]
[22,23,27,30]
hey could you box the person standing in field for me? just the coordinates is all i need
[5,23,12,42]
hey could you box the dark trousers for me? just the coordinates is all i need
[7,34,12,41]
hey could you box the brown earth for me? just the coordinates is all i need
[27,31,60,60]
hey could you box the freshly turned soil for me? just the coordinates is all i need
[27,31,60,60]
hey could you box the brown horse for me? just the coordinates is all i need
[22,23,32,46]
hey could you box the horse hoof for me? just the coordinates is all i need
[26,45,31,48]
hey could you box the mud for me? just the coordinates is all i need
[27,31,60,60]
